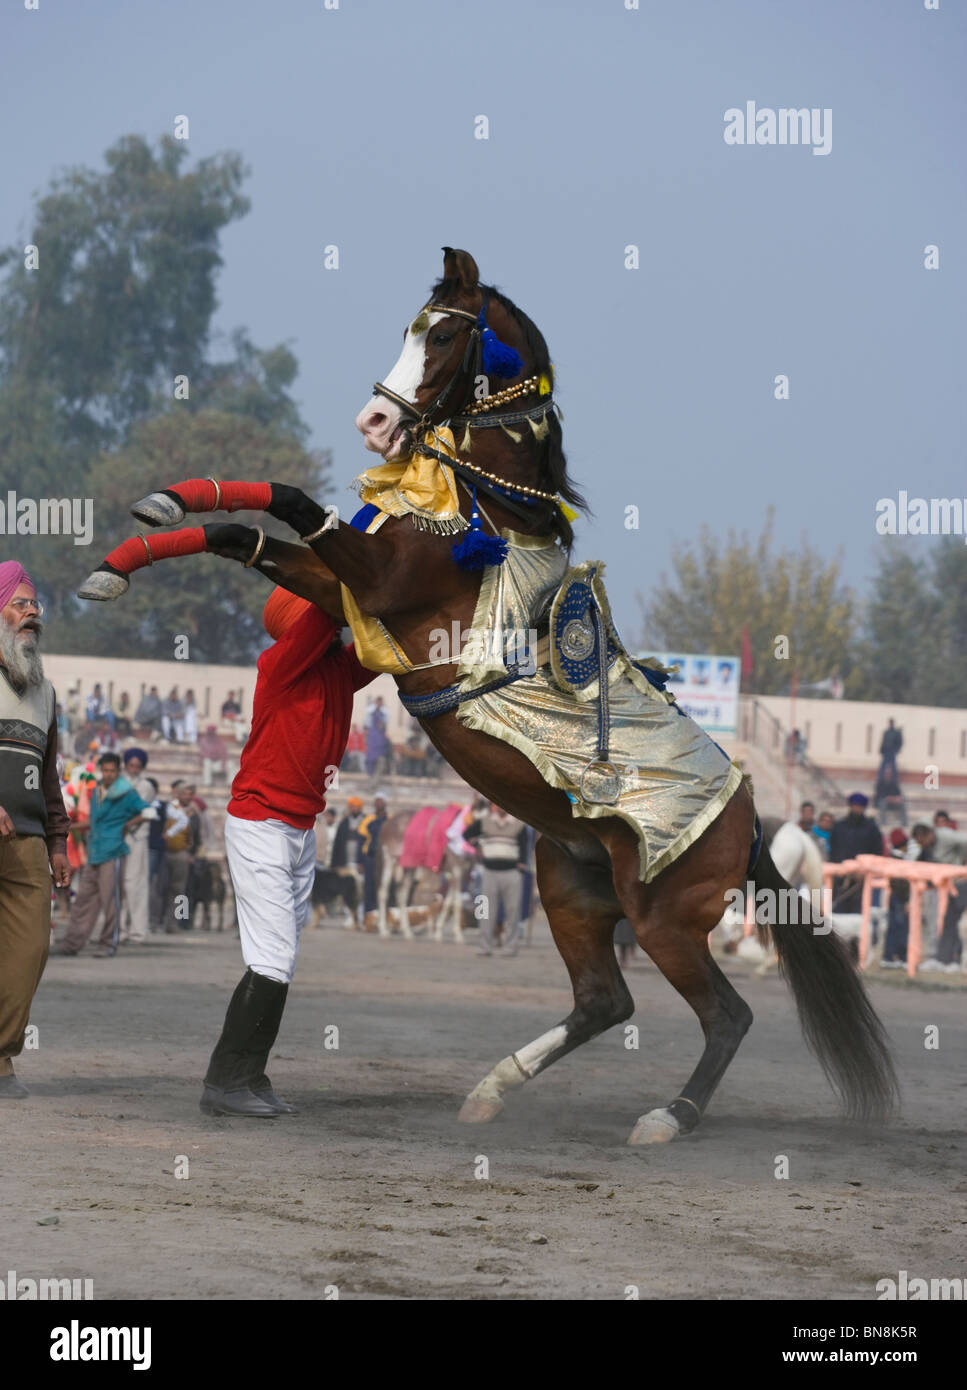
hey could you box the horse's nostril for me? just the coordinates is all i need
[368,413,387,431]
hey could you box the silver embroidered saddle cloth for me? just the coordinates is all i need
[452,536,743,883]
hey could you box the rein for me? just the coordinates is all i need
[371,293,559,511]
[372,301,481,434]
[411,440,551,526]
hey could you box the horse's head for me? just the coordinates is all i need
[355,247,528,459]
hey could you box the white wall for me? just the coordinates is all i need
[43,653,415,739]
[749,694,967,777]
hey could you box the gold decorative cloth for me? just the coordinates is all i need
[352,427,468,535]
[454,543,742,883]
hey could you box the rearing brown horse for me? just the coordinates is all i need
[80,247,897,1144]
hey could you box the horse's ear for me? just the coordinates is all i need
[442,247,479,291]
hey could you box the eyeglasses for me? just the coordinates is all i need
[8,597,44,617]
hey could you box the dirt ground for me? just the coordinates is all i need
[4,920,965,1301]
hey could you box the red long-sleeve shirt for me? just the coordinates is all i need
[228,607,377,829]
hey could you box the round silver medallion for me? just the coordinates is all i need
[561,615,595,661]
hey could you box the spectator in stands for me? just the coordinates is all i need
[813,810,834,855]
[464,804,529,957]
[934,810,958,830]
[161,687,185,744]
[220,690,242,720]
[878,718,903,785]
[331,797,366,871]
[182,689,198,746]
[66,686,81,731]
[342,723,365,773]
[785,728,807,765]
[119,748,154,945]
[134,685,163,738]
[52,753,148,958]
[359,793,389,914]
[85,683,114,730]
[881,828,912,968]
[874,762,906,825]
[910,823,966,971]
[56,701,69,739]
[142,777,168,932]
[798,801,815,835]
[518,822,538,944]
[365,696,391,780]
[317,807,338,867]
[115,692,133,739]
[829,793,884,913]
[199,725,229,785]
[163,780,200,932]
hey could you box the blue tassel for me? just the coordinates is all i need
[451,485,509,570]
[477,306,524,380]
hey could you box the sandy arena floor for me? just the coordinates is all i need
[3,922,965,1300]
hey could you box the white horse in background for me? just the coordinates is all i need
[718,818,884,971]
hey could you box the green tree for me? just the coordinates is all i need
[0,132,334,663]
[0,134,250,445]
[855,538,967,708]
[637,510,857,695]
[850,544,934,705]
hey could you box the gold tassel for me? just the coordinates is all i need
[498,420,522,443]
[460,424,472,452]
[527,413,550,441]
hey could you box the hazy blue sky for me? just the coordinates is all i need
[2,0,965,640]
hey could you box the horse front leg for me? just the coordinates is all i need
[78,522,344,621]
[130,478,430,619]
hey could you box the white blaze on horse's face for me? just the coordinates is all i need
[355,312,445,459]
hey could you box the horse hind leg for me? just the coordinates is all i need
[616,877,753,1144]
[459,837,630,1124]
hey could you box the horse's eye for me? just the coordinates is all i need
[431,332,454,347]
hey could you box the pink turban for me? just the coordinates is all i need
[0,562,35,611]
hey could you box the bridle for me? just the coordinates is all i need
[369,292,561,514]
[371,301,482,437]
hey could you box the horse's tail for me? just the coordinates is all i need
[751,837,899,1122]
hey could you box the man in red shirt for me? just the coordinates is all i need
[202,587,375,1118]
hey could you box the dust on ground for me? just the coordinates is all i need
[3,922,964,1300]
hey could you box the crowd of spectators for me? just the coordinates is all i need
[796,791,965,974]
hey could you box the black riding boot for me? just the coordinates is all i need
[200,969,285,1117]
[247,982,299,1114]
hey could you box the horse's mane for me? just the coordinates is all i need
[430,277,588,549]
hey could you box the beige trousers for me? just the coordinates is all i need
[0,835,51,1064]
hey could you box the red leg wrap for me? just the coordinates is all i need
[104,527,208,574]
[167,478,272,514]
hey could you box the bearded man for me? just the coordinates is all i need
[0,562,72,1099]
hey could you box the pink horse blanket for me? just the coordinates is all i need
[399,803,462,872]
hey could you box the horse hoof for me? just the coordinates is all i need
[457,1095,503,1124]
[77,570,129,601]
[627,1108,680,1145]
[131,491,185,526]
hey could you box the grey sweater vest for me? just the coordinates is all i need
[0,669,55,837]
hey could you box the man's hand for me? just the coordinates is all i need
[50,853,72,889]
[0,805,15,840]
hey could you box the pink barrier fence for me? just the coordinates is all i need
[823,856,965,978]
